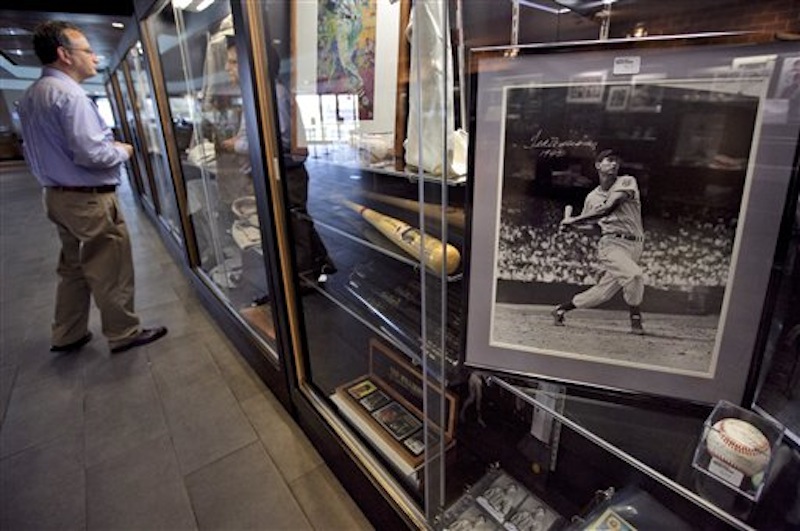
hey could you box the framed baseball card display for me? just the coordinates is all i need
[465,37,800,404]
[330,338,458,480]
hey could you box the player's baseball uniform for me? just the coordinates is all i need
[572,175,644,309]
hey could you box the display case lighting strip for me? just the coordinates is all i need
[515,0,571,15]
[489,377,756,531]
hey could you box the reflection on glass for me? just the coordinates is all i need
[115,68,153,206]
[126,43,182,240]
[149,0,277,353]
[263,0,458,516]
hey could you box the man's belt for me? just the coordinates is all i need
[48,185,117,193]
[605,232,644,242]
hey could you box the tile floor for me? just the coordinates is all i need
[0,160,373,530]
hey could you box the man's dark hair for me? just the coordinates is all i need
[595,148,621,165]
[33,21,80,65]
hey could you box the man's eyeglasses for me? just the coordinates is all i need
[65,46,96,56]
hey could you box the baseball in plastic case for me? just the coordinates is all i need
[691,399,784,501]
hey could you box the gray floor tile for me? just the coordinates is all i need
[148,333,222,396]
[290,465,375,531]
[82,344,152,389]
[186,442,312,531]
[84,371,168,468]
[205,335,266,403]
[0,433,86,530]
[160,374,257,475]
[0,371,84,458]
[240,392,323,483]
[13,337,94,389]
[137,300,217,341]
[0,365,17,425]
[86,435,197,531]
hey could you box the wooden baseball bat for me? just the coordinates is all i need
[361,191,466,229]
[342,200,461,275]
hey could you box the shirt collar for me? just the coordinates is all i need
[42,66,82,90]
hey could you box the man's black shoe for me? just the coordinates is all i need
[51,332,93,352]
[111,327,168,353]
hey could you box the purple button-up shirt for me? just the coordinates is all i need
[18,66,129,187]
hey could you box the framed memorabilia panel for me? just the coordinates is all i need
[330,339,458,479]
[292,0,401,135]
[465,38,800,404]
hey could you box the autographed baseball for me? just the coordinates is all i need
[705,418,771,477]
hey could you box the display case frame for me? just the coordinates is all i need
[465,34,800,405]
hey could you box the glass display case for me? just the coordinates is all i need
[104,75,140,193]
[143,0,280,356]
[235,0,465,524]
[118,1,799,529]
[121,44,160,210]
[228,1,799,528]
[126,39,184,243]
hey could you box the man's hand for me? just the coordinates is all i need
[115,141,134,158]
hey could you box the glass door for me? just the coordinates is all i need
[145,0,282,358]
[114,64,153,208]
[242,0,462,524]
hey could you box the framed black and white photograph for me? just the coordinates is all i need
[628,75,664,112]
[466,39,799,403]
[475,472,527,522]
[605,85,630,111]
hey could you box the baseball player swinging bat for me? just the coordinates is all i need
[342,200,461,275]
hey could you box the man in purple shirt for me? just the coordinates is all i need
[18,21,167,353]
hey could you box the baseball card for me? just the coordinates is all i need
[359,389,390,412]
[347,379,378,400]
[403,431,425,456]
[372,402,422,441]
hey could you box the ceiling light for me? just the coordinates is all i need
[0,27,32,36]
[172,0,192,9]
[112,22,125,29]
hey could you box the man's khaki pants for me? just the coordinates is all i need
[44,188,140,348]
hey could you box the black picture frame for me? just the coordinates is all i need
[465,37,799,404]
